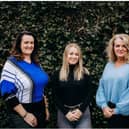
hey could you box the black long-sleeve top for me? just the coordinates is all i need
[51,66,93,115]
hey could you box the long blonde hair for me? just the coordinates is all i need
[106,33,129,63]
[59,43,89,81]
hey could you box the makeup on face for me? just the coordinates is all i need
[21,35,34,56]
[67,47,79,65]
[114,37,128,59]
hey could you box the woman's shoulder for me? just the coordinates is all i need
[7,56,17,63]
[106,61,113,66]
[3,56,16,65]
[82,67,90,78]
[2,56,18,73]
[83,66,89,73]
[103,61,114,70]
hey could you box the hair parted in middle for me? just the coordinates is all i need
[59,43,89,81]
[106,33,129,63]
[10,31,39,64]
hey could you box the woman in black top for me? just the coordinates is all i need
[51,43,93,128]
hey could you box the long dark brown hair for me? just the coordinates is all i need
[10,31,39,64]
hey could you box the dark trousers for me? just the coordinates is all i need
[8,110,46,128]
[7,100,46,128]
[107,114,129,128]
[8,113,31,128]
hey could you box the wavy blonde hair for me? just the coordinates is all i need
[106,33,129,63]
[59,43,89,81]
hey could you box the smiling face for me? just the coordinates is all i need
[20,34,34,56]
[66,46,79,65]
[114,38,128,60]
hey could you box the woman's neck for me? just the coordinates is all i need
[23,55,31,64]
[69,64,75,71]
[116,57,126,63]
[115,58,126,67]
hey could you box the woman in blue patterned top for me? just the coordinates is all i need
[0,31,49,128]
[96,34,129,128]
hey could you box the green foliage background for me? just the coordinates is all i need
[0,1,129,128]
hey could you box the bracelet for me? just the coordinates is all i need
[23,112,28,118]
[45,105,49,108]
[44,96,49,108]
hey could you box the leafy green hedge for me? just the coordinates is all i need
[0,1,129,128]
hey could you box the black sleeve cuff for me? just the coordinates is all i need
[62,108,69,115]
[6,96,19,109]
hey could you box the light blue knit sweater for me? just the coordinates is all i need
[96,62,129,115]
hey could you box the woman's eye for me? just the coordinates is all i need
[24,41,28,44]
[115,45,119,47]
[69,52,73,55]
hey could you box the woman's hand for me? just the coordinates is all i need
[45,108,50,121]
[71,108,82,119]
[65,110,81,121]
[24,112,37,127]
[102,107,113,118]
[13,104,37,127]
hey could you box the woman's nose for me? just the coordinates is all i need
[119,46,123,50]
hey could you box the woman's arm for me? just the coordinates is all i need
[0,60,37,127]
[114,85,129,115]
[96,78,108,109]
[50,71,69,115]
[44,95,50,121]
[14,104,37,127]
[79,75,94,113]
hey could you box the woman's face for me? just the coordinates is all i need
[114,38,128,60]
[67,47,79,65]
[20,35,34,56]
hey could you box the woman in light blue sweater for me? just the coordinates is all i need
[96,33,129,128]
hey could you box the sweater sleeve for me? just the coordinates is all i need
[79,75,94,113]
[96,63,109,109]
[96,77,108,109]
[114,81,129,115]
[0,60,20,108]
[50,71,69,115]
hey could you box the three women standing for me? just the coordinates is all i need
[2,31,128,128]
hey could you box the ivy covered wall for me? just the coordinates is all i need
[0,1,129,128]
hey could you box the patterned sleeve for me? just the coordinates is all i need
[0,60,19,108]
